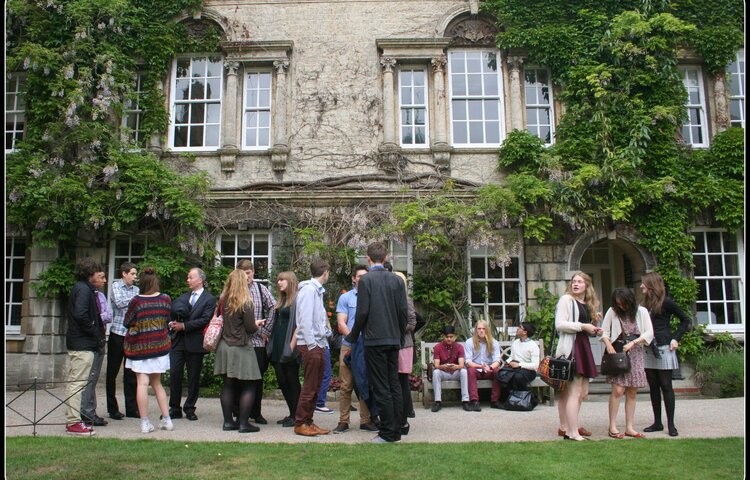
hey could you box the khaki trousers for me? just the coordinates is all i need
[64,350,95,424]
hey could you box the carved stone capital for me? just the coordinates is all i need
[273,59,290,74]
[431,54,447,73]
[219,148,239,175]
[224,61,240,76]
[380,57,397,73]
[431,142,452,172]
[507,56,525,71]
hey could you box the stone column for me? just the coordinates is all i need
[380,56,397,146]
[713,71,730,133]
[271,59,291,172]
[221,61,240,150]
[430,54,451,171]
[507,56,525,132]
[147,78,165,155]
[220,61,240,175]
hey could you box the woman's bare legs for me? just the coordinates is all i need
[608,384,625,433]
[623,387,639,435]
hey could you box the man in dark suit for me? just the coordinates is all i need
[168,267,217,421]
[345,241,408,443]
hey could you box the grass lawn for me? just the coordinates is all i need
[6,436,744,479]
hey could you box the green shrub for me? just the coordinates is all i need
[694,350,744,398]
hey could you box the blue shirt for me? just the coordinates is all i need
[336,288,358,347]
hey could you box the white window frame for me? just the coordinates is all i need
[448,50,506,147]
[168,55,223,151]
[5,74,26,153]
[216,232,273,284]
[107,235,150,294]
[467,240,525,337]
[122,72,146,147]
[524,66,555,145]
[692,229,744,333]
[242,69,273,150]
[355,239,414,280]
[679,66,709,148]
[398,67,429,148]
[5,236,26,334]
[727,49,745,129]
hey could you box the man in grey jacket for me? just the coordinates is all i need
[346,241,408,443]
[293,258,332,437]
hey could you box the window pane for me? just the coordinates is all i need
[206,79,221,100]
[174,126,188,147]
[471,258,485,277]
[206,104,220,123]
[189,125,203,146]
[190,103,205,123]
[205,125,219,146]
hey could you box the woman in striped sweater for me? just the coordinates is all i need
[124,267,173,434]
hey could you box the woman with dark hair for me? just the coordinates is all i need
[600,287,654,439]
[214,269,266,433]
[640,272,692,436]
[268,271,302,428]
[123,267,173,434]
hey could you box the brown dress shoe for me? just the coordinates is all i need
[294,424,319,436]
[311,423,331,435]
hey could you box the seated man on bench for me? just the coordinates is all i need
[497,322,540,404]
[431,326,470,412]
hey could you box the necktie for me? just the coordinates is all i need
[190,292,197,307]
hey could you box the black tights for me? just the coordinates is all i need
[220,376,257,427]
[273,361,301,417]
[398,373,412,424]
[645,368,676,427]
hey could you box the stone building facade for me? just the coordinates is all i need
[6,0,745,385]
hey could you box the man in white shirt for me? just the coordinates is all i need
[498,322,541,405]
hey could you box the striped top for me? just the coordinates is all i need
[123,293,172,360]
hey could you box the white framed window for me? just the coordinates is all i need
[5,74,26,152]
[217,232,272,282]
[679,66,709,147]
[108,236,150,292]
[169,55,223,150]
[123,72,146,147]
[355,240,413,278]
[448,50,505,147]
[399,68,429,147]
[524,67,554,145]
[467,243,525,335]
[692,229,744,332]
[5,236,26,334]
[242,70,272,149]
[727,49,745,128]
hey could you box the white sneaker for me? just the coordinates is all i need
[159,418,174,431]
[141,421,155,434]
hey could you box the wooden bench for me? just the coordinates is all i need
[420,340,555,407]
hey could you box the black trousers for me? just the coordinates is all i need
[106,333,138,416]
[365,345,403,442]
[169,349,204,413]
[499,368,536,402]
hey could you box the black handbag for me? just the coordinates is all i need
[503,390,537,411]
[496,366,516,387]
[600,317,632,376]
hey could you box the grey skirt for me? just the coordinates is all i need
[643,344,680,370]
[214,340,261,380]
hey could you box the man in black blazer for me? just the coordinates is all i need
[345,242,408,443]
[168,267,217,421]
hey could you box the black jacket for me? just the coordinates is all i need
[346,267,408,347]
[171,290,217,353]
[66,280,105,352]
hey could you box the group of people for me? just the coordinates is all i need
[62,241,416,443]
[62,253,691,442]
[553,270,690,441]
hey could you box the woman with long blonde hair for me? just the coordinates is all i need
[267,271,301,427]
[554,271,603,441]
[213,269,266,433]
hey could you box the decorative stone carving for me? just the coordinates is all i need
[271,145,291,172]
[380,56,397,72]
[446,18,499,47]
[274,58,290,73]
[377,143,404,175]
[220,149,239,175]
[431,143,452,173]
[431,54,447,73]
[224,61,240,76]
[182,18,225,42]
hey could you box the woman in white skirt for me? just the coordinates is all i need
[123,267,173,433]
[640,272,692,437]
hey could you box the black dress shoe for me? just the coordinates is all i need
[359,422,379,432]
[169,410,183,419]
[400,423,410,436]
[643,423,664,432]
[185,412,198,421]
[109,412,124,420]
[490,401,503,409]
[82,415,108,426]
[253,415,268,425]
[277,416,291,425]
[239,423,260,433]
[668,426,679,437]
[407,410,416,418]
[222,421,239,431]
[281,417,295,428]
